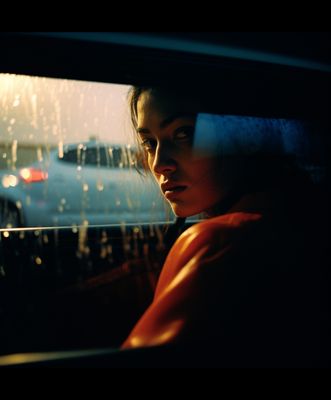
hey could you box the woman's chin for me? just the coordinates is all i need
[170,204,198,218]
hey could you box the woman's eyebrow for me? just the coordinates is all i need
[159,113,196,129]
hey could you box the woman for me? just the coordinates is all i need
[121,86,327,366]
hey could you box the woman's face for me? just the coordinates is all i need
[136,89,224,217]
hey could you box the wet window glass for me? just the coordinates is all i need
[0,74,171,229]
[0,74,174,354]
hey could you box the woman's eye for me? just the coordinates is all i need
[141,138,156,152]
[174,126,194,142]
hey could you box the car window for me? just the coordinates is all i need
[0,73,171,228]
[0,73,177,354]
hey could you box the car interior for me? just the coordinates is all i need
[0,32,329,367]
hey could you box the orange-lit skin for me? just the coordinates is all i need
[135,90,225,218]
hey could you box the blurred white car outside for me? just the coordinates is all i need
[0,140,170,228]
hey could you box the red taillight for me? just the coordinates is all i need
[19,168,48,184]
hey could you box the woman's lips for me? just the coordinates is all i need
[163,186,187,200]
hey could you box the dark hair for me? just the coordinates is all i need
[128,86,152,131]
[127,86,151,172]
[128,85,205,130]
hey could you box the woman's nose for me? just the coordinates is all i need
[152,144,177,176]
